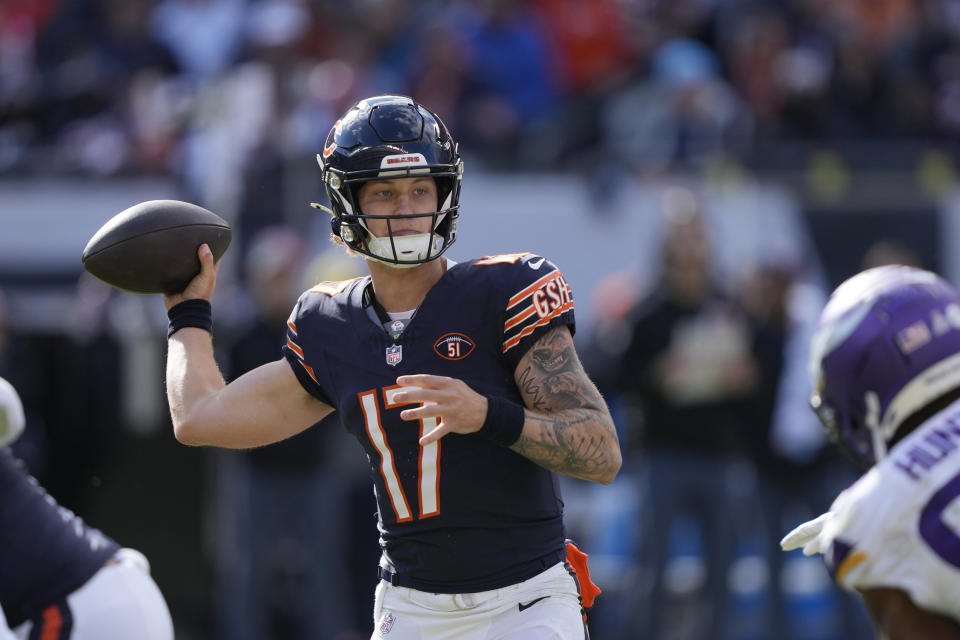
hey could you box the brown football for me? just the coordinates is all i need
[81,199,231,294]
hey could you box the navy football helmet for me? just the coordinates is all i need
[313,95,463,267]
[809,265,960,469]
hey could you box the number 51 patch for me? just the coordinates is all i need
[434,333,476,361]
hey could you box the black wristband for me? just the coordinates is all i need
[167,299,213,339]
[479,396,525,447]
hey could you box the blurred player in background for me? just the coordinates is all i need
[782,265,960,638]
[163,94,621,639]
[211,226,368,640]
[610,193,761,638]
[0,376,174,640]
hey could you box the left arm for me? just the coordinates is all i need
[508,325,621,484]
[396,326,622,484]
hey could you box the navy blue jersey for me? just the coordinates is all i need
[283,253,576,593]
[0,448,119,627]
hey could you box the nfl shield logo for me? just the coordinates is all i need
[377,611,396,635]
[386,344,402,367]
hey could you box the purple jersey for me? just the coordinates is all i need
[282,254,575,593]
[0,448,119,627]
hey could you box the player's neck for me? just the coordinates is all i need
[367,257,447,313]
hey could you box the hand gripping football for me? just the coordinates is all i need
[81,200,232,294]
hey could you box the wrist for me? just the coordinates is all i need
[167,298,213,338]
[479,396,525,447]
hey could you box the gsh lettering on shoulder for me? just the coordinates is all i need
[532,274,573,318]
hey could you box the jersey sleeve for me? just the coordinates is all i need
[479,253,576,371]
[282,293,335,406]
[818,468,952,617]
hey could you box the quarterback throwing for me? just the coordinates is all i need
[163,95,620,640]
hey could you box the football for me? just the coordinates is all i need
[81,199,232,294]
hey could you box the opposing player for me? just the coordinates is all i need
[0,376,174,640]
[781,265,960,638]
[163,94,621,639]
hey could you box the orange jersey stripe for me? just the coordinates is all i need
[502,300,574,352]
[507,270,561,308]
[286,336,304,359]
[299,361,318,384]
[504,305,538,331]
[309,277,362,296]
[286,318,297,335]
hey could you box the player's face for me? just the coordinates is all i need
[357,177,439,237]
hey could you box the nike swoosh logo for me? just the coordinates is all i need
[518,596,550,612]
[528,257,546,270]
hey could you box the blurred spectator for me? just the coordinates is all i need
[3,0,960,181]
[150,0,247,80]
[579,269,642,397]
[720,4,793,137]
[529,0,636,171]
[401,22,470,139]
[451,0,562,169]
[861,238,924,269]
[29,0,180,175]
[209,227,369,640]
[601,38,751,175]
[531,0,634,96]
[610,187,762,639]
[739,258,830,636]
[740,252,888,639]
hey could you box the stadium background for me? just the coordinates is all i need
[0,0,957,638]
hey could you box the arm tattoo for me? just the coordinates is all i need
[511,327,620,483]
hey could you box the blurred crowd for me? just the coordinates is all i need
[2,0,960,186]
[1,0,957,639]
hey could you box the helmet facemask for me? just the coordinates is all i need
[313,95,463,268]
[322,160,461,268]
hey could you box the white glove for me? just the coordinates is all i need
[780,511,833,556]
[0,376,25,448]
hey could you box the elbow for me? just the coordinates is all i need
[598,453,622,485]
[597,442,623,485]
[173,416,206,446]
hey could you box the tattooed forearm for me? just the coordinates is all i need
[512,409,617,482]
[511,326,622,484]
[516,365,548,411]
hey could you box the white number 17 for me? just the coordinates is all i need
[358,386,441,522]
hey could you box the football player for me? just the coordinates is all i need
[0,376,174,640]
[163,94,621,639]
[781,265,960,638]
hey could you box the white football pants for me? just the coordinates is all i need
[13,548,173,640]
[371,561,587,640]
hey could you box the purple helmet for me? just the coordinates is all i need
[809,265,960,469]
